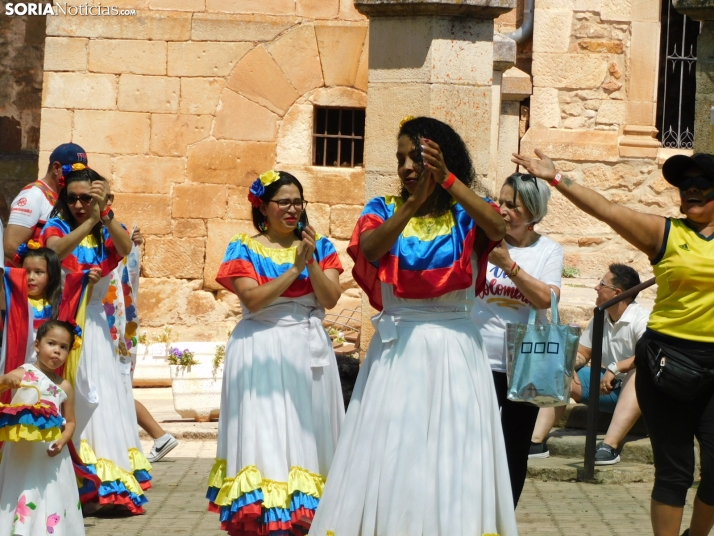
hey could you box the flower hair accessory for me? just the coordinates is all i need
[69,320,82,351]
[27,240,41,250]
[247,170,281,208]
[399,115,416,130]
[58,163,88,189]
[13,243,29,266]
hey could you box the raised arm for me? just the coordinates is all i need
[44,216,98,261]
[4,225,34,266]
[512,149,666,260]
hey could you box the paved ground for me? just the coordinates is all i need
[86,441,697,536]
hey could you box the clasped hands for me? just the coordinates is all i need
[410,138,451,205]
[294,225,318,272]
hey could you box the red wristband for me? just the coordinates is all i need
[442,173,456,190]
[100,206,111,219]
[549,172,563,187]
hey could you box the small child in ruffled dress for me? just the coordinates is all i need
[0,320,85,536]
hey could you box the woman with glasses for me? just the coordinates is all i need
[471,172,563,507]
[206,170,345,535]
[310,117,518,536]
[512,149,714,536]
[41,168,153,514]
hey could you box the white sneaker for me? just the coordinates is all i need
[147,434,178,463]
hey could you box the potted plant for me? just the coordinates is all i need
[169,344,224,422]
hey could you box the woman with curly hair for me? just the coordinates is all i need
[310,117,518,536]
[206,170,345,536]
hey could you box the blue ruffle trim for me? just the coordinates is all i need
[207,486,319,525]
[134,469,152,484]
[78,462,147,509]
[0,409,64,430]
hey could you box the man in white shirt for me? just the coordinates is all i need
[529,264,650,465]
[4,143,88,265]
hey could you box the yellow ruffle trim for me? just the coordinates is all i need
[208,459,325,510]
[78,440,147,496]
[128,447,152,474]
[0,423,61,443]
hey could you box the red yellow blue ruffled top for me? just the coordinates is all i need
[216,233,343,295]
[40,218,125,275]
[348,195,499,311]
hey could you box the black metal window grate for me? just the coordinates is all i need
[313,107,365,167]
[656,0,700,149]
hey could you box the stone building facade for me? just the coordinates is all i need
[0,0,699,339]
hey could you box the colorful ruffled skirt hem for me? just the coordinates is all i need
[0,402,63,442]
[77,439,152,514]
[206,460,323,536]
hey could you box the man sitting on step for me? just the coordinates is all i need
[529,264,650,465]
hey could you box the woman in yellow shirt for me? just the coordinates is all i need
[512,150,714,536]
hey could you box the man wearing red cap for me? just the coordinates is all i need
[3,143,88,266]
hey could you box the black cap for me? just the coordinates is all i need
[662,153,714,188]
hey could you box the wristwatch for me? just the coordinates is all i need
[101,209,114,224]
[607,361,620,377]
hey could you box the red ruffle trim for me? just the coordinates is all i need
[99,492,145,515]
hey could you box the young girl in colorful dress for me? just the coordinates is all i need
[206,170,345,535]
[41,168,151,514]
[0,320,85,536]
[309,116,519,536]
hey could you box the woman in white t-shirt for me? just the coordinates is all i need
[472,172,563,507]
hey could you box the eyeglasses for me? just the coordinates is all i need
[597,280,620,292]
[678,176,713,192]
[67,194,93,204]
[269,199,308,212]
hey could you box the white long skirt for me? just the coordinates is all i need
[207,301,344,535]
[309,314,519,536]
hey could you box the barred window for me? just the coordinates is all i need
[313,107,365,167]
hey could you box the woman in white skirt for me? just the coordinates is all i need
[309,117,519,536]
[42,167,151,514]
[206,170,345,535]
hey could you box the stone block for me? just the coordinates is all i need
[519,127,620,162]
[173,219,207,238]
[629,22,659,102]
[267,24,324,96]
[308,87,367,107]
[493,33,516,71]
[298,0,340,18]
[329,204,362,239]
[226,46,299,116]
[496,100,520,184]
[354,31,369,91]
[173,183,227,219]
[44,37,88,71]
[307,202,330,236]
[340,0,368,20]
[600,0,632,22]
[214,89,279,142]
[367,17,433,84]
[530,87,560,128]
[330,238,356,290]
[168,42,253,77]
[151,114,213,157]
[42,72,117,110]
[578,40,624,54]
[276,104,313,166]
[74,111,151,154]
[501,67,532,100]
[118,74,180,113]
[315,23,368,87]
[88,40,167,75]
[111,193,171,234]
[46,12,191,40]
[286,166,365,205]
[39,108,72,152]
[580,162,647,191]
[180,78,225,115]
[87,154,113,180]
[540,192,613,237]
[226,186,253,220]
[191,13,298,41]
[363,83,431,173]
[533,54,609,89]
[143,237,205,279]
[113,156,185,194]
[354,0,515,17]
[430,19,493,85]
[151,0,206,10]
[596,100,627,125]
[205,0,295,14]
[137,278,193,326]
[533,9,572,54]
[187,140,277,186]
[204,219,255,290]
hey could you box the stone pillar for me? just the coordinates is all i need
[673,1,714,154]
[354,0,515,353]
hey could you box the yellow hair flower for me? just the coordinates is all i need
[72,336,82,351]
[259,170,280,187]
[399,115,415,129]
[27,240,41,250]
[71,163,86,172]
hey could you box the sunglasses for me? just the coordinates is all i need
[598,280,620,291]
[521,175,540,191]
[269,199,308,212]
[66,194,93,204]
[678,176,714,192]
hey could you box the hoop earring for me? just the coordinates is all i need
[259,221,268,232]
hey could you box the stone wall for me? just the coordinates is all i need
[38,1,368,339]
[0,7,46,204]
[522,0,679,281]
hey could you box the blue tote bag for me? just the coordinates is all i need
[506,290,581,407]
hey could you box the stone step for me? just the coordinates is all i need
[544,429,654,465]
[527,456,654,483]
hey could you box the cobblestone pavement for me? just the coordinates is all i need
[85,441,698,536]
